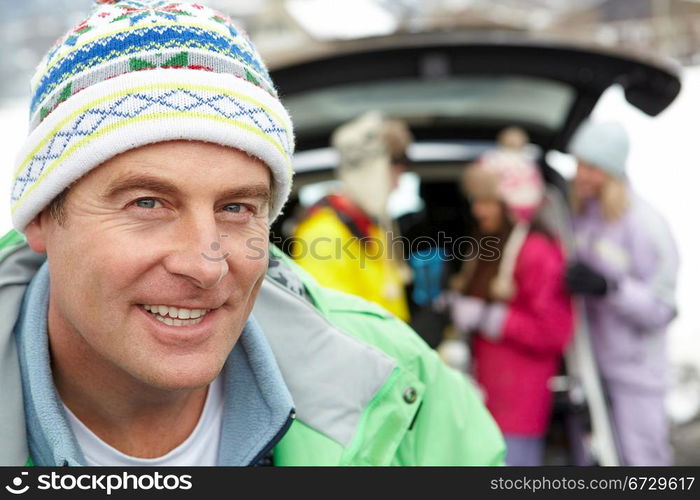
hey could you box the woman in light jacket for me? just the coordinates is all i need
[565,120,679,465]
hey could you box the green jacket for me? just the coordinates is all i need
[0,229,504,466]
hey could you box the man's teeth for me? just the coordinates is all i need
[142,305,211,326]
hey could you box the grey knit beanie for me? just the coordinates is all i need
[569,120,629,178]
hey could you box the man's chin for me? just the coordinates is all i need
[132,361,224,392]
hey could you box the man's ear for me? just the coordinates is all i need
[25,211,50,254]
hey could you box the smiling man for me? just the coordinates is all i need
[0,0,504,466]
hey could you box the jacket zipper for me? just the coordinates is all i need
[248,409,296,466]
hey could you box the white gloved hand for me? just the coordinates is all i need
[450,296,486,335]
[478,302,507,341]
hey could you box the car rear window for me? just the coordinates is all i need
[282,75,575,138]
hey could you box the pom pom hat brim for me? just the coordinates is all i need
[11,1,294,232]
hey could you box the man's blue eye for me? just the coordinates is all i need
[135,199,157,209]
[224,204,243,213]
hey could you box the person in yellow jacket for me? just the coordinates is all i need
[292,112,411,321]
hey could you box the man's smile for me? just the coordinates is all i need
[142,304,213,327]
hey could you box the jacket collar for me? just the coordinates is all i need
[253,266,396,447]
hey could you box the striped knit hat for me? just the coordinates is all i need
[11,0,294,231]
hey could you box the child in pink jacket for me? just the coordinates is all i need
[449,128,574,465]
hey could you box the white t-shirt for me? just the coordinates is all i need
[63,375,224,466]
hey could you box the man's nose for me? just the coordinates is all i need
[162,214,229,289]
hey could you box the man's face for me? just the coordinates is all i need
[26,141,271,391]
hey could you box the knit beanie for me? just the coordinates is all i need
[568,120,629,178]
[11,0,294,232]
[462,148,545,224]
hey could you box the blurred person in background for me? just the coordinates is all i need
[566,120,679,466]
[446,127,574,466]
[292,111,411,321]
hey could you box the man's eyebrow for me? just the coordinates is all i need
[101,175,181,200]
[218,184,271,204]
[101,174,271,203]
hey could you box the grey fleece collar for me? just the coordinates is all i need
[15,261,84,466]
